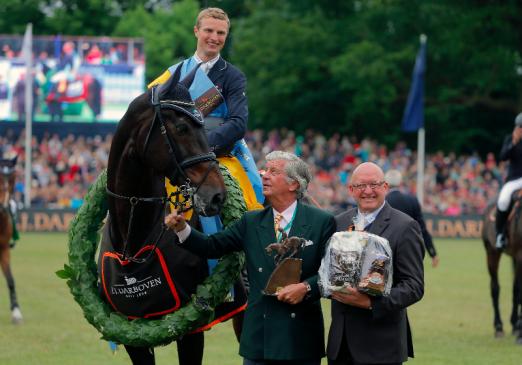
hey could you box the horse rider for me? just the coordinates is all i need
[0,158,19,248]
[496,113,522,249]
[148,6,263,340]
[149,7,264,215]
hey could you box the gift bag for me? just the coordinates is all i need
[357,235,392,296]
[318,230,392,297]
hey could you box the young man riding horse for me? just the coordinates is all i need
[149,7,264,346]
[496,112,522,249]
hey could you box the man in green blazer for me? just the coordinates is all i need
[166,150,336,364]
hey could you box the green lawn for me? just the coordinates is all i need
[0,234,520,364]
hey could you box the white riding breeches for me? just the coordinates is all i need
[9,199,16,217]
[497,177,522,212]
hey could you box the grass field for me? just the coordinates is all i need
[0,233,521,364]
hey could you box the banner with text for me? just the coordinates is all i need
[16,209,485,239]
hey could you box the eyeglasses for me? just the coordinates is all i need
[264,167,285,176]
[351,181,386,191]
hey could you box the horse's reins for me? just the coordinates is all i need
[105,86,218,263]
[104,191,171,263]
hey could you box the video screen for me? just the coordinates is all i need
[0,35,145,123]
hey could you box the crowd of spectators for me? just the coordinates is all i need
[0,130,110,210]
[0,128,505,216]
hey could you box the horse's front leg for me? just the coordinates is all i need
[177,332,204,365]
[0,247,22,324]
[486,248,503,337]
[515,250,522,344]
[124,345,155,365]
[511,258,521,336]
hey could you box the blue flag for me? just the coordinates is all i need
[402,36,427,132]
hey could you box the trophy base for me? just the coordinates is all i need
[263,258,302,296]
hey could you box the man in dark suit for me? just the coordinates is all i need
[327,162,424,365]
[384,169,439,267]
[166,151,336,365]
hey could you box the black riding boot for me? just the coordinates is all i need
[495,209,509,249]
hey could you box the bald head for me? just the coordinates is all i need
[349,162,388,213]
[350,162,385,184]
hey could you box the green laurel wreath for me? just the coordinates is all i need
[56,165,247,347]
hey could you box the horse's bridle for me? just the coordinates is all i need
[145,85,217,186]
[107,85,218,211]
[105,86,219,262]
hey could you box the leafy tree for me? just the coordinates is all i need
[41,0,123,35]
[0,0,49,34]
[232,0,522,155]
[233,5,343,134]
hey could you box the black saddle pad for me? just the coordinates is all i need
[99,219,247,326]
[101,245,184,319]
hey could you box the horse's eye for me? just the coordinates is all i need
[175,124,189,134]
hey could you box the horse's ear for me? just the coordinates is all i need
[157,64,195,106]
[158,65,182,100]
[180,63,201,89]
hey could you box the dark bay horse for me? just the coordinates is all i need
[482,197,522,342]
[0,158,22,324]
[99,66,231,364]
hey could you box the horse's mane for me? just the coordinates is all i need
[113,91,151,145]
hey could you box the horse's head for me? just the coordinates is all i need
[109,65,226,217]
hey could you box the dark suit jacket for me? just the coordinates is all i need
[206,57,248,156]
[327,203,424,364]
[500,134,522,182]
[386,189,437,258]
[183,202,336,361]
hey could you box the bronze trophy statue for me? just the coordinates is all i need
[263,229,308,295]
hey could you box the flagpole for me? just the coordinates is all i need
[416,34,427,207]
[417,127,425,206]
[23,23,33,208]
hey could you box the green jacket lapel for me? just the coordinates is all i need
[288,201,311,239]
[256,207,278,268]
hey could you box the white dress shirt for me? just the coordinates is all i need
[355,202,386,230]
[194,53,220,74]
[273,200,297,236]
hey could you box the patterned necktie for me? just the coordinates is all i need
[274,214,283,235]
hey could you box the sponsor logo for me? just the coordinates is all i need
[111,276,162,299]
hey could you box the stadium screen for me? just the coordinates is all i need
[0,35,145,123]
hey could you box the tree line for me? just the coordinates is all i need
[1,0,521,156]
